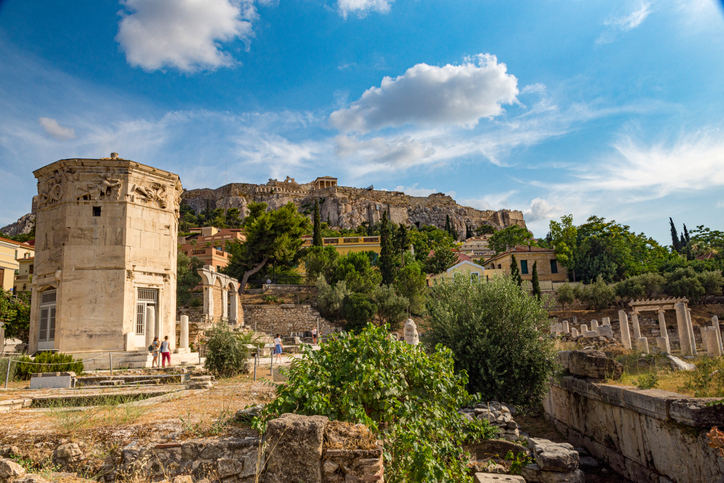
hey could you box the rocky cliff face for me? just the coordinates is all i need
[182,180,527,236]
[1,212,35,238]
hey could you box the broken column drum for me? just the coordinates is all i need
[28,155,183,354]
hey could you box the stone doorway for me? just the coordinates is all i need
[135,288,158,349]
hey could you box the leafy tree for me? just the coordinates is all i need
[425,245,457,274]
[372,285,409,328]
[475,224,495,236]
[549,215,578,281]
[303,245,339,284]
[698,270,724,303]
[664,268,705,301]
[177,250,203,305]
[204,323,249,377]
[394,256,428,315]
[379,211,396,285]
[316,276,350,319]
[670,217,682,252]
[615,272,665,301]
[509,254,523,286]
[342,293,378,332]
[394,223,410,262]
[690,225,724,259]
[334,251,381,293]
[254,325,496,483]
[574,275,616,310]
[556,283,575,309]
[488,225,534,254]
[313,199,323,247]
[0,288,18,326]
[425,276,557,406]
[225,207,243,228]
[531,262,541,300]
[224,202,310,289]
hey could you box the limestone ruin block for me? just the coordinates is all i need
[656,337,671,354]
[597,325,613,339]
[675,303,695,356]
[601,317,610,326]
[712,315,723,353]
[404,319,419,345]
[619,310,632,350]
[590,319,599,331]
[580,324,588,334]
[686,308,698,356]
[571,328,579,338]
[635,337,650,354]
[568,350,623,380]
[631,313,641,340]
[562,320,570,334]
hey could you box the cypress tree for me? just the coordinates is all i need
[380,211,395,285]
[510,254,523,287]
[313,199,323,247]
[531,261,541,300]
[669,218,681,252]
[683,224,691,246]
[445,215,452,236]
[466,225,473,239]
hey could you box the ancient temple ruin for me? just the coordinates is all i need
[28,155,196,365]
[197,265,243,325]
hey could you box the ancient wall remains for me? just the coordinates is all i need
[544,375,724,483]
[242,304,338,336]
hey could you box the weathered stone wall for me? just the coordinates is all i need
[181,180,526,237]
[544,376,724,483]
[113,415,384,483]
[242,304,339,336]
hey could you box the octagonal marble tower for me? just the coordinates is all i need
[28,154,182,355]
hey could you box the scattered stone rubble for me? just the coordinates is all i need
[460,401,521,442]
[522,438,583,483]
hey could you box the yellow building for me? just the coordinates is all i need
[428,260,505,285]
[300,235,381,256]
[0,236,34,292]
[459,234,496,261]
[14,257,34,293]
[484,246,567,283]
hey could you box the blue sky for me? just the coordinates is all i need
[1,0,723,243]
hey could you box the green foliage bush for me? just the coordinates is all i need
[204,323,249,377]
[425,276,557,406]
[254,325,497,483]
[315,275,350,319]
[574,275,616,310]
[664,267,705,301]
[615,272,665,301]
[556,283,575,308]
[14,352,84,381]
[342,293,377,332]
[372,284,408,328]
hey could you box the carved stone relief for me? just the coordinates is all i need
[128,182,168,209]
[37,170,73,208]
[75,174,123,201]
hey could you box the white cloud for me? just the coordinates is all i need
[597,1,652,44]
[338,0,393,19]
[116,0,256,73]
[524,197,563,222]
[390,184,439,197]
[330,54,518,133]
[38,117,75,140]
[461,191,519,211]
[335,134,435,175]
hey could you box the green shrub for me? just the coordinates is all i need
[664,268,705,302]
[14,352,84,381]
[575,275,616,310]
[0,357,14,385]
[254,324,496,483]
[372,284,409,328]
[425,276,557,406]
[342,293,377,332]
[615,272,665,301]
[315,275,350,319]
[556,282,575,308]
[682,357,724,397]
[204,323,249,377]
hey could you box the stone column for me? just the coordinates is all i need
[704,327,722,357]
[562,320,570,334]
[581,324,588,333]
[180,315,189,350]
[0,322,5,356]
[228,292,238,325]
[602,317,610,326]
[590,319,599,331]
[712,316,723,353]
[203,285,214,323]
[145,307,156,348]
[572,316,578,325]
[636,337,650,354]
[571,328,579,338]
[222,288,229,321]
[631,313,641,340]
[619,310,632,350]
[686,308,697,355]
[657,310,668,339]
[675,303,694,356]
[656,337,671,354]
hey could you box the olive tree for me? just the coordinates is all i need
[425,276,557,406]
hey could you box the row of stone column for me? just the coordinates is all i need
[618,305,723,357]
[551,318,613,339]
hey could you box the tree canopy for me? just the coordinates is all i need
[488,225,535,254]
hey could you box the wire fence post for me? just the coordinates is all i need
[253,349,258,382]
[4,357,11,389]
[270,346,273,381]
[109,352,113,375]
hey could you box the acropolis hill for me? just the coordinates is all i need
[181,175,527,234]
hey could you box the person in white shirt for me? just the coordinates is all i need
[274,334,283,363]
[312,327,317,344]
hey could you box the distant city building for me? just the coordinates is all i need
[459,234,496,261]
[484,246,567,283]
[14,256,34,293]
[300,235,381,255]
[179,226,246,272]
[0,236,34,292]
[428,260,505,285]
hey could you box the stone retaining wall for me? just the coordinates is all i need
[242,304,339,336]
[544,376,724,483]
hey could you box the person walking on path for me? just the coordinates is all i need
[150,336,160,368]
[274,334,283,363]
[312,327,317,345]
[160,336,171,368]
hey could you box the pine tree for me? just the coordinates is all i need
[683,224,691,246]
[669,218,681,252]
[380,211,396,285]
[531,262,541,300]
[510,254,523,287]
[466,225,473,239]
[327,213,331,226]
[313,199,323,247]
[445,215,452,235]
[680,233,686,250]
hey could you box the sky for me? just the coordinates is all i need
[1,0,723,243]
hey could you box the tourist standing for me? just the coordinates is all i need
[160,335,171,367]
[274,334,283,363]
[150,336,160,368]
[312,327,317,344]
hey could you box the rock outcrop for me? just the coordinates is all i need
[0,213,35,238]
[181,179,526,236]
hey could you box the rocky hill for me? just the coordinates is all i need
[0,212,35,238]
[182,176,526,236]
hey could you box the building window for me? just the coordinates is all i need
[136,288,158,336]
[38,290,57,344]
[471,272,480,280]
[520,260,528,275]
[93,206,101,217]
[550,259,558,274]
